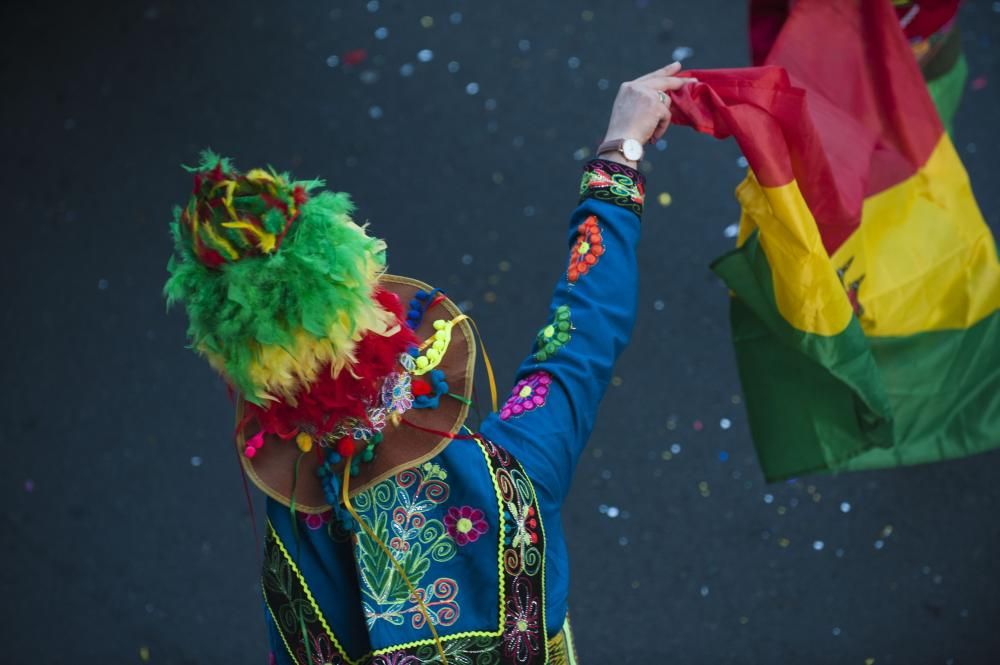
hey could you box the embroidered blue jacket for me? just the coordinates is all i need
[264,159,644,664]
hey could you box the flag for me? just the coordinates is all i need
[669,0,1000,480]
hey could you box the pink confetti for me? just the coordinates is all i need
[693,420,704,431]
[971,76,988,91]
[24,479,34,492]
[342,48,368,67]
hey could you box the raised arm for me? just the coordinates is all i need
[480,63,693,504]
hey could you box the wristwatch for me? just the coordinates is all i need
[596,137,644,163]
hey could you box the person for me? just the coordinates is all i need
[165,62,693,664]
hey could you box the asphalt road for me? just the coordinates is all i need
[1,1,998,663]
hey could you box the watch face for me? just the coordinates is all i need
[622,138,643,162]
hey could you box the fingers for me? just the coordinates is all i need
[635,61,683,82]
[634,74,695,92]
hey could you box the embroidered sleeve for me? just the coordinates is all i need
[578,158,646,217]
[481,162,643,504]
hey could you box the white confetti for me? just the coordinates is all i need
[368,105,383,119]
[567,56,581,69]
[812,540,824,551]
[670,443,682,454]
[672,46,694,61]
[737,156,749,168]
[606,506,620,518]
[325,55,340,68]
[374,26,389,40]
[465,82,480,95]
[447,61,460,73]
[400,63,414,77]
[724,224,739,238]
[190,456,203,467]
[839,501,851,513]
[417,49,434,63]
[366,0,379,12]
[518,39,531,52]
[653,299,665,311]
[719,418,731,430]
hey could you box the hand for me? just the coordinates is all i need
[600,62,695,167]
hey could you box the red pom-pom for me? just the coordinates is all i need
[293,185,308,205]
[412,379,432,396]
[337,437,355,458]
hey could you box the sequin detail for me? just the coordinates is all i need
[567,216,604,283]
[499,371,552,420]
[534,305,573,362]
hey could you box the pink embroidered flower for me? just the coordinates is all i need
[443,505,489,546]
[499,371,551,420]
[503,576,541,660]
[298,510,332,531]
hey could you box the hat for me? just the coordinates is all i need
[165,152,476,516]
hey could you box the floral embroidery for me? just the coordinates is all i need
[566,216,604,283]
[534,305,572,362]
[503,576,542,662]
[579,158,645,215]
[499,371,552,421]
[444,505,490,546]
[351,462,461,630]
[298,509,333,531]
[264,439,549,664]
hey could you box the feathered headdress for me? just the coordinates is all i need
[165,152,475,513]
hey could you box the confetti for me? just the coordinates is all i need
[653,299,665,311]
[606,506,620,518]
[611,375,624,387]
[368,105,383,119]
[420,16,434,28]
[720,418,731,430]
[399,63,414,77]
[763,493,774,504]
[567,56,581,69]
[778,537,790,547]
[461,254,474,265]
[98,278,109,290]
[190,456,203,467]
[718,451,729,462]
[24,479,34,492]
[342,49,368,67]
[724,223,739,238]
[971,76,988,91]
[374,26,389,40]
[366,0,379,12]
[671,46,694,61]
[139,646,150,662]
[582,10,595,21]
[325,55,340,68]
[737,155,749,168]
[812,540,824,551]
[657,192,672,207]
[699,585,709,597]
[597,78,610,90]
[832,627,841,637]
[670,443,682,454]
[840,501,851,513]
[448,61,460,73]
[655,139,668,151]
[465,82,480,95]
[417,49,434,63]
[484,98,497,111]
[449,11,462,24]
[573,147,591,161]
[693,420,703,431]
[518,39,531,52]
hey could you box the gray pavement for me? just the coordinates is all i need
[1,1,998,663]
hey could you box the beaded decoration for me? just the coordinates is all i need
[534,305,573,362]
[579,158,645,215]
[414,319,457,375]
[499,371,552,421]
[412,369,449,409]
[567,216,605,283]
[407,288,445,330]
